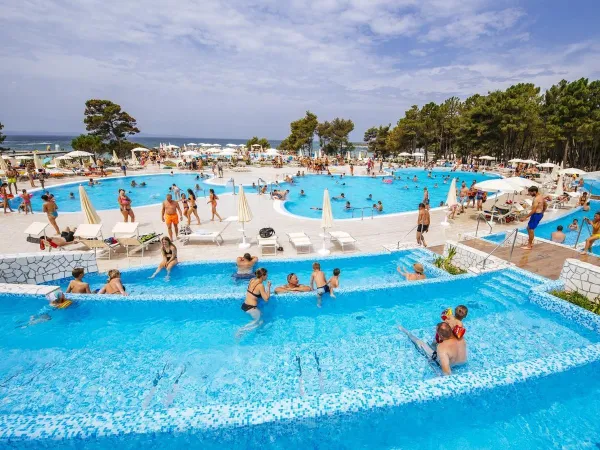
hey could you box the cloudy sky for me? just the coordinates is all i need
[1,0,600,140]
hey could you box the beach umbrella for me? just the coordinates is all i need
[503,176,540,190]
[399,152,412,157]
[0,156,8,171]
[479,155,495,160]
[537,162,557,168]
[319,189,333,256]
[522,159,539,165]
[112,151,119,163]
[65,150,93,158]
[79,185,101,224]
[474,179,519,207]
[559,168,586,176]
[237,186,253,249]
[265,148,281,157]
[555,174,564,196]
[182,150,200,157]
[441,178,458,226]
[131,147,147,153]
[508,158,523,164]
[33,152,44,170]
[88,156,95,165]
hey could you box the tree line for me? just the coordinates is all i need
[364,78,600,171]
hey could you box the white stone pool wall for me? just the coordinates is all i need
[560,258,600,303]
[0,251,98,285]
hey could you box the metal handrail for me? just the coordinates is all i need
[573,220,593,248]
[351,206,375,220]
[396,225,419,248]
[478,227,519,270]
[475,212,493,236]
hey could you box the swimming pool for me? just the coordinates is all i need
[483,200,600,254]
[49,250,440,298]
[283,169,499,219]
[12,173,229,213]
[3,268,600,446]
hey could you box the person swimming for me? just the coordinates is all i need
[235,253,258,278]
[140,182,147,187]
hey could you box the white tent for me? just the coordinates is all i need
[319,189,333,256]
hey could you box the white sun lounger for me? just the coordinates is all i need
[111,222,160,257]
[75,223,119,259]
[329,231,357,252]
[24,222,49,239]
[181,222,231,246]
[286,232,313,254]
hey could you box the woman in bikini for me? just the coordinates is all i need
[187,189,201,225]
[118,189,135,222]
[180,193,190,225]
[237,268,271,335]
[41,194,60,234]
[98,269,127,295]
[207,188,222,222]
[149,237,178,280]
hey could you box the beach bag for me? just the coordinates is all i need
[180,225,192,236]
[259,227,275,238]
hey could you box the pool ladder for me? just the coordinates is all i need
[351,207,374,220]
[475,213,493,236]
[573,220,593,249]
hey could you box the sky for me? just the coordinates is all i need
[1,0,600,140]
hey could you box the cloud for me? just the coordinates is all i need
[0,0,599,139]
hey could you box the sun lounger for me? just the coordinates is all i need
[111,222,160,257]
[257,235,279,255]
[74,224,119,259]
[24,222,49,240]
[181,222,231,246]
[328,231,357,252]
[286,232,313,254]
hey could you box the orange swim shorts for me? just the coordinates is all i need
[165,213,179,226]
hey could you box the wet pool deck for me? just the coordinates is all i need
[453,239,600,280]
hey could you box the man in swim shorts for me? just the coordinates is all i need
[416,203,430,247]
[274,273,312,294]
[521,186,546,250]
[161,194,183,241]
[310,262,330,307]
[5,164,18,195]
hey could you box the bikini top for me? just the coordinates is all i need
[247,280,263,299]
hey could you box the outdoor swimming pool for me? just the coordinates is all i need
[484,200,600,254]
[49,250,438,297]
[283,169,499,219]
[12,173,229,213]
[3,268,600,447]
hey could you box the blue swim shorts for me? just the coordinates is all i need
[528,212,544,230]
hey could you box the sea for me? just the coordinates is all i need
[1,134,283,153]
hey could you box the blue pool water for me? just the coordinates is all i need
[13,174,229,213]
[484,200,600,254]
[50,250,436,297]
[281,169,498,219]
[2,269,600,446]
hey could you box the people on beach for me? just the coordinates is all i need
[551,225,566,243]
[275,273,313,294]
[580,212,600,255]
[66,267,91,294]
[186,189,201,225]
[238,268,271,335]
[520,186,546,250]
[399,262,426,281]
[41,194,60,235]
[98,269,127,295]
[118,189,135,222]
[161,193,183,240]
[1,183,13,213]
[149,237,178,280]
[416,203,430,247]
[207,188,223,221]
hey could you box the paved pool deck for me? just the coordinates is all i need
[0,164,579,273]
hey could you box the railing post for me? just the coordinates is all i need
[508,229,518,262]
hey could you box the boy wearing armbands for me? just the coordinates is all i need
[436,305,468,344]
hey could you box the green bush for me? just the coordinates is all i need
[433,246,467,276]
[550,290,600,314]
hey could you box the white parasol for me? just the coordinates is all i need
[441,178,458,226]
[319,189,333,256]
[236,186,253,249]
[79,185,101,224]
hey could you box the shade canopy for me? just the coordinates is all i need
[264,148,281,156]
[503,176,540,190]
[182,150,201,157]
[398,152,412,156]
[559,168,586,175]
[55,155,72,160]
[65,150,93,158]
[79,185,101,224]
[474,178,520,192]
[321,189,333,229]
[522,159,539,165]
[479,155,495,160]
[445,178,458,207]
[237,186,253,223]
[508,158,524,163]
[131,147,148,153]
[537,162,557,168]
